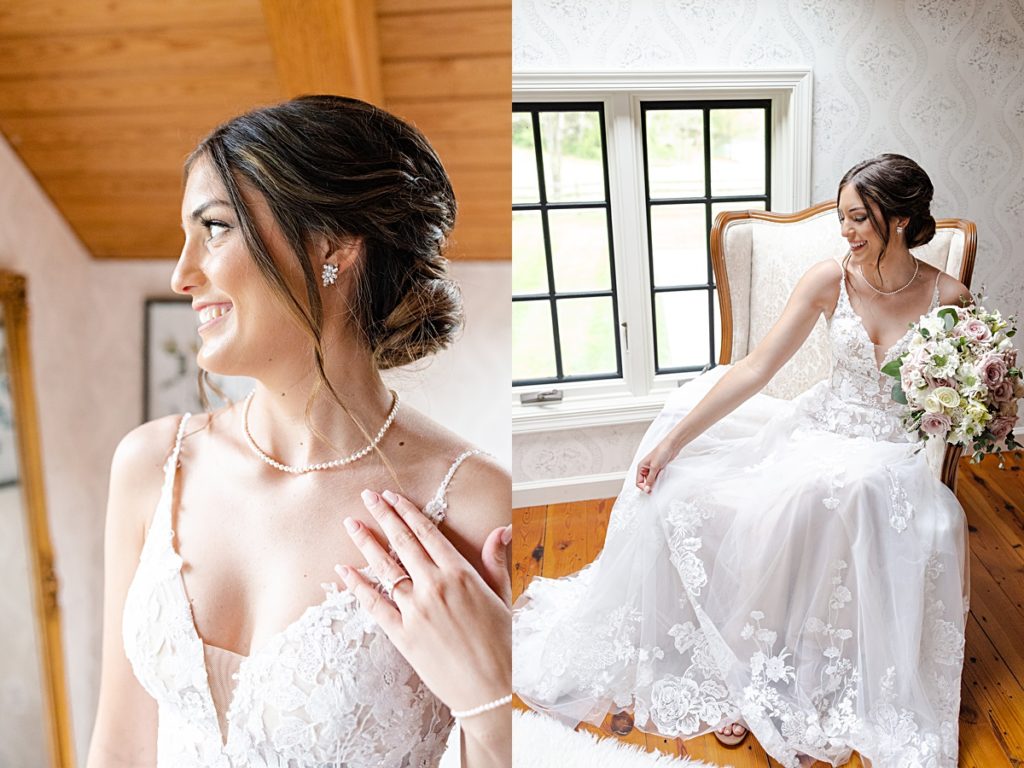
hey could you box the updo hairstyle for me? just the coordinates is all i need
[837,153,937,277]
[185,94,462,373]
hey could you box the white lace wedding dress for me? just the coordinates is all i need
[513,260,969,768]
[122,412,478,767]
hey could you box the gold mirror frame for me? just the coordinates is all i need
[0,270,75,767]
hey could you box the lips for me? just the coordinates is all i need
[850,241,867,251]
[196,302,233,331]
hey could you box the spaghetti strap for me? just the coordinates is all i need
[931,269,942,309]
[150,412,192,540]
[423,448,485,524]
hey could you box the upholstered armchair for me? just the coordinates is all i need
[709,200,977,493]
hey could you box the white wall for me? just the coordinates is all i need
[0,134,510,761]
[512,0,1024,492]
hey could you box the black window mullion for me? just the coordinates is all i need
[512,103,621,387]
[642,99,771,376]
[530,110,564,381]
[599,105,622,379]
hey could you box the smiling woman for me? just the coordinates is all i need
[86,96,511,768]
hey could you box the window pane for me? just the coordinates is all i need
[711,199,767,231]
[548,208,611,292]
[512,211,548,295]
[539,111,605,203]
[650,204,708,287]
[513,112,540,204]
[645,109,704,199]
[655,290,711,370]
[513,300,556,381]
[710,108,766,196]
[556,297,616,376]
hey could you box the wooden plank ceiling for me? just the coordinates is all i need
[0,0,510,260]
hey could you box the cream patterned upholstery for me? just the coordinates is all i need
[711,201,977,490]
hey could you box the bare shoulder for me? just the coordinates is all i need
[108,412,201,536]
[439,451,510,576]
[933,268,973,307]
[392,405,510,560]
[444,451,511,530]
[799,258,844,314]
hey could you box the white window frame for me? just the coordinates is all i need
[512,69,814,435]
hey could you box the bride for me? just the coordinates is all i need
[513,153,972,768]
[87,96,511,767]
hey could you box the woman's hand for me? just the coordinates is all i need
[337,489,511,767]
[635,437,681,494]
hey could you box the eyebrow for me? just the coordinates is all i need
[188,199,233,223]
[839,206,866,213]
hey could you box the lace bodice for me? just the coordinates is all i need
[122,413,480,767]
[797,261,941,443]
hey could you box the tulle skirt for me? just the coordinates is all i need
[513,365,969,768]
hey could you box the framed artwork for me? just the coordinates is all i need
[143,298,255,421]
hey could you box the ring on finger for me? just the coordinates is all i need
[381,572,413,600]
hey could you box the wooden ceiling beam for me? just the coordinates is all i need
[259,0,383,103]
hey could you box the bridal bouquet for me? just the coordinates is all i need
[882,295,1022,464]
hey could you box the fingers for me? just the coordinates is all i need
[635,463,649,492]
[342,517,413,602]
[359,489,432,579]
[479,525,513,606]
[335,564,401,634]
[635,462,660,494]
[379,489,461,568]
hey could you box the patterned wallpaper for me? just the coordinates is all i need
[512,0,1024,487]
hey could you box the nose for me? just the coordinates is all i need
[171,236,204,296]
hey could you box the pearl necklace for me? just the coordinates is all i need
[242,389,400,474]
[856,254,919,296]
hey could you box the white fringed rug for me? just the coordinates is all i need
[512,709,732,768]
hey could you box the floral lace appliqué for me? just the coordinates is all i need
[884,466,916,532]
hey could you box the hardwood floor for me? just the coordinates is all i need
[512,452,1024,767]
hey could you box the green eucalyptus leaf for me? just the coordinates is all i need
[938,307,957,330]
[891,383,908,405]
[880,357,903,378]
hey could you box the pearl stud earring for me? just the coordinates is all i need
[322,263,339,287]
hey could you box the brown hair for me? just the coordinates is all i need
[184,95,463,452]
[837,153,936,280]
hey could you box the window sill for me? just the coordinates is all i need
[512,386,678,434]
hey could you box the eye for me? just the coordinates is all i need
[201,218,231,241]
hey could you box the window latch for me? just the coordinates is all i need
[520,389,564,405]
[620,321,629,351]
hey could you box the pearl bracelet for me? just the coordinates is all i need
[450,693,512,719]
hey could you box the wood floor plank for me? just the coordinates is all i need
[511,504,545,602]
[540,500,589,579]
[958,677,1015,768]
[962,615,1024,765]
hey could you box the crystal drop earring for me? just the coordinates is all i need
[322,263,339,287]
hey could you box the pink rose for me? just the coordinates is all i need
[991,380,1014,403]
[979,353,1008,387]
[920,411,952,437]
[961,318,992,343]
[989,415,1017,440]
